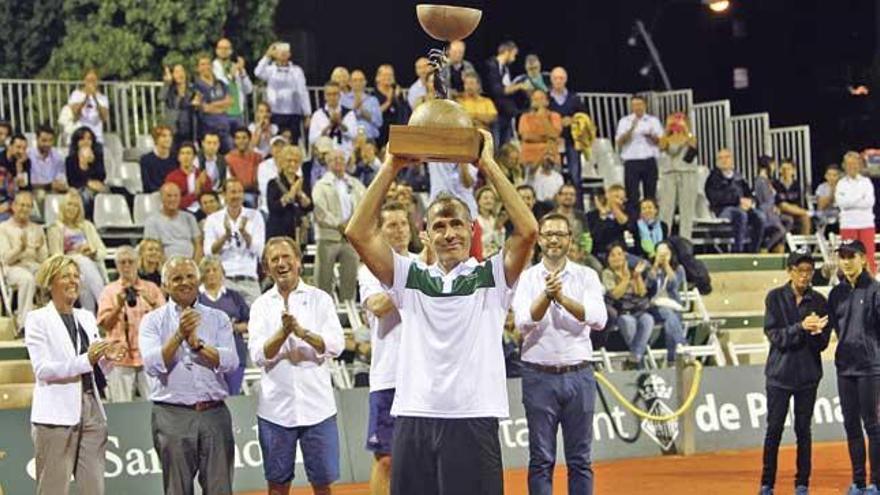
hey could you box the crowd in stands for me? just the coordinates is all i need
[0,36,871,392]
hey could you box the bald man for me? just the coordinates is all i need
[441,40,476,96]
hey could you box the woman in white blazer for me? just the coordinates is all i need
[24,254,117,495]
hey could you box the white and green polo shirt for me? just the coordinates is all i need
[387,250,515,418]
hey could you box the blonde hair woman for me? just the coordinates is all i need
[47,190,107,313]
[136,238,165,287]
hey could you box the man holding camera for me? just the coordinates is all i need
[97,246,164,402]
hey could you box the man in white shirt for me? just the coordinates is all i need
[615,96,663,211]
[346,129,538,495]
[308,82,358,160]
[407,57,432,111]
[67,69,110,143]
[256,136,289,214]
[530,151,565,204]
[512,213,607,495]
[212,37,254,129]
[248,236,344,495]
[837,150,877,273]
[203,178,265,304]
[428,161,478,217]
[254,42,311,144]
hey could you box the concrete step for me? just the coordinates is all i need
[0,360,33,384]
[0,383,32,409]
[0,317,15,341]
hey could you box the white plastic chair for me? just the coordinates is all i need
[133,192,161,226]
[93,194,133,230]
[42,194,66,225]
[117,161,143,194]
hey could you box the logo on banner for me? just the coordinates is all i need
[637,374,679,451]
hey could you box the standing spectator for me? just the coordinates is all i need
[248,101,279,157]
[456,71,498,131]
[27,124,68,195]
[197,131,227,191]
[476,186,506,258]
[248,237,345,495]
[428,160,479,217]
[587,184,629,259]
[256,136,289,214]
[512,213,607,495]
[513,54,550,97]
[309,82,358,159]
[615,96,663,211]
[374,64,410,147]
[25,254,114,495]
[143,182,203,259]
[351,138,381,186]
[67,69,109,143]
[815,164,841,234]
[193,53,233,152]
[213,37,254,130]
[65,127,106,219]
[407,57,432,111]
[312,150,366,301]
[140,125,177,194]
[137,238,165,287]
[519,90,562,166]
[774,158,812,235]
[254,42,311,144]
[548,67,586,208]
[331,66,352,97]
[267,144,311,240]
[440,40,476,96]
[198,256,249,396]
[837,151,877,275]
[342,69,383,141]
[648,241,688,365]
[225,128,262,207]
[138,256,239,495]
[97,246,164,402]
[657,112,698,239]
[484,40,526,146]
[754,156,790,253]
[0,192,47,331]
[705,148,767,253]
[0,134,32,210]
[203,178,266,304]
[47,190,107,313]
[529,149,565,205]
[603,243,654,369]
[160,64,198,144]
[633,198,668,260]
[163,142,213,212]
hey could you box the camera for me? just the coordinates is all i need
[124,286,138,308]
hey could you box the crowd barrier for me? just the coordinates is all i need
[692,100,732,170]
[731,112,772,185]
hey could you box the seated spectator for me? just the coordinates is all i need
[143,182,202,259]
[773,158,812,235]
[197,131,227,191]
[248,101,278,157]
[267,144,310,240]
[407,57,432,110]
[213,37,254,130]
[441,40,476,96]
[0,134,32,213]
[530,147,565,204]
[0,121,11,152]
[815,163,840,234]
[254,41,311,143]
[633,198,668,260]
[350,137,380,186]
[67,69,109,143]
[97,245,165,402]
[331,66,352,97]
[225,128,262,207]
[753,156,789,253]
[518,90,562,166]
[164,142,213,212]
[456,71,497,131]
[342,69,382,141]
[548,66,586,204]
[374,64,410,146]
[304,136,334,195]
[603,242,653,369]
[160,63,197,143]
[0,192,46,331]
[64,126,107,218]
[137,238,165,287]
[836,150,876,274]
[140,125,177,194]
[193,53,233,152]
[27,124,68,195]
[309,81,357,159]
[498,142,526,186]
[516,184,551,222]
[196,190,221,228]
[483,40,524,146]
[198,256,249,396]
[513,54,550,101]
[256,136,288,214]
[587,184,629,259]
[475,186,506,258]
[554,183,592,257]
[47,190,107,313]
[647,241,687,365]
[705,148,766,253]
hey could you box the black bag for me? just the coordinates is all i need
[668,235,712,295]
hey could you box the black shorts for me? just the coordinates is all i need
[390,416,503,495]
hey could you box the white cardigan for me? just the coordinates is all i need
[836,174,876,229]
[24,303,112,426]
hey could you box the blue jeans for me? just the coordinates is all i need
[650,307,687,362]
[618,311,654,361]
[522,366,596,495]
[719,206,767,253]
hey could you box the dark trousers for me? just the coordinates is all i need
[719,206,767,253]
[391,416,503,495]
[624,157,658,212]
[522,366,596,495]
[151,402,235,495]
[271,113,303,144]
[760,385,818,488]
[563,142,584,210]
[493,115,515,147]
[838,374,880,487]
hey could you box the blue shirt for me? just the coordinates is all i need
[27,147,66,186]
[139,301,239,404]
[340,92,383,140]
[193,77,230,128]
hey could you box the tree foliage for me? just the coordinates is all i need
[0,0,65,78]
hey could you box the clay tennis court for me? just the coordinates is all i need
[238,441,851,494]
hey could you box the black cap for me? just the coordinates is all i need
[836,239,867,255]
[786,248,815,268]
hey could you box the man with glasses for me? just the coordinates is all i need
[758,248,830,495]
[511,212,607,495]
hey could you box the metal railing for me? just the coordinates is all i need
[692,100,732,168]
[577,92,632,140]
[730,112,771,186]
[770,125,813,198]
[641,89,694,124]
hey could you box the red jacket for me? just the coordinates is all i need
[164,168,213,209]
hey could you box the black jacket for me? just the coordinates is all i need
[704,169,753,215]
[829,270,880,376]
[763,283,830,390]
[482,58,518,118]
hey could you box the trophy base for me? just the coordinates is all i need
[388,125,481,163]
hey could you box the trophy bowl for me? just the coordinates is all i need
[416,4,482,42]
[408,98,473,129]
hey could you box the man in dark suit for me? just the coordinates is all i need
[483,40,528,146]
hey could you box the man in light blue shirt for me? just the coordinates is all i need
[139,255,239,495]
[27,125,67,193]
[341,70,383,140]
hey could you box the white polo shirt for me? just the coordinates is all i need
[247,282,345,428]
[202,207,265,279]
[387,250,515,418]
[512,260,608,366]
[836,174,876,229]
[615,113,663,161]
